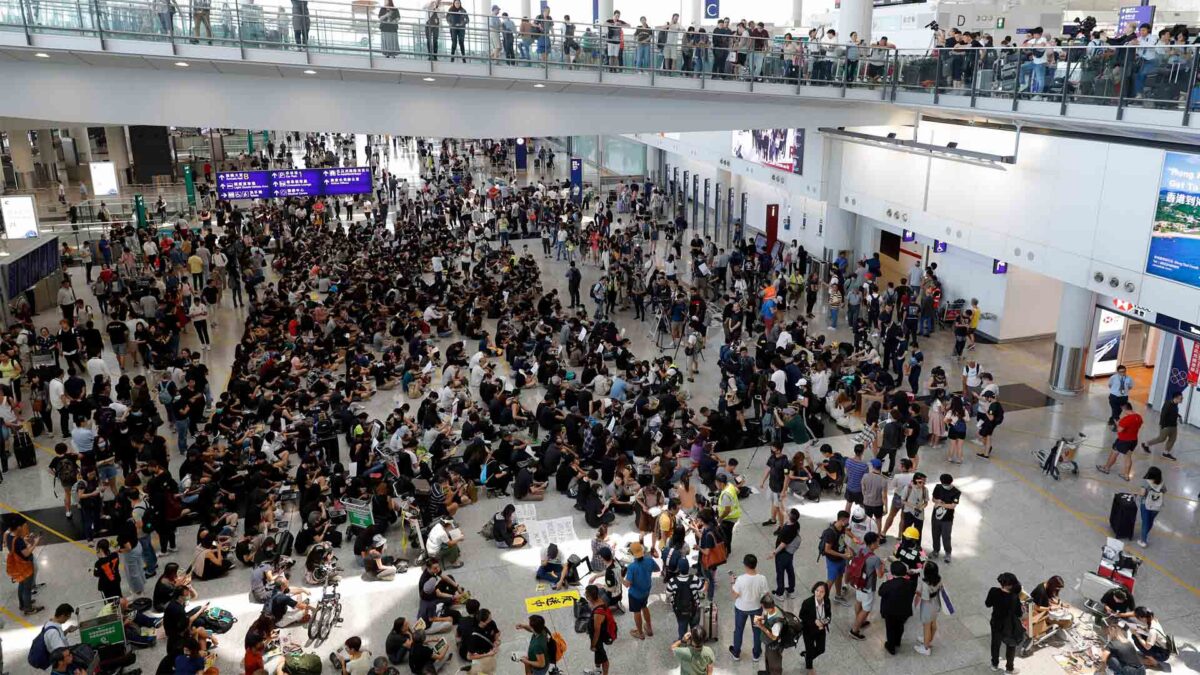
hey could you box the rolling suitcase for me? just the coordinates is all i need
[13,431,36,468]
[30,415,44,438]
[1109,492,1137,540]
[701,602,719,643]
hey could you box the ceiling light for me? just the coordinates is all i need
[174,61,189,67]
[34,52,49,58]
[423,77,436,82]
[303,69,317,75]
[534,83,546,88]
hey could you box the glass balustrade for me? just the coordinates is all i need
[1,0,1197,124]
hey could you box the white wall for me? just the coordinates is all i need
[998,265,1063,341]
[835,120,1200,327]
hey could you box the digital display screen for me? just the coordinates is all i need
[216,167,372,200]
[731,129,805,175]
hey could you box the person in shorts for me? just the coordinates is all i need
[820,511,853,603]
[848,532,882,641]
[585,584,613,675]
[842,443,869,513]
[1098,402,1142,481]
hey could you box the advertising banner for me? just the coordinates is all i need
[1089,309,1126,377]
[1145,151,1200,289]
[0,195,39,239]
[570,157,583,204]
[89,161,121,196]
[731,128,805,175]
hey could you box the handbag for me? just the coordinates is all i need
[700,529,728,569]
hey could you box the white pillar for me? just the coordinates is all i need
[520,0,531,18]
[596,0,612,23]
[792,0,804,25]
[835,0,872,42]
[822,205,855,255]
[36,130,57,184]
[7,131,35,191]
[104,126,131,184]
[72,127,93,163]
[1049,283,1096,395]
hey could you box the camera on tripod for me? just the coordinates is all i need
[925,20,939,31]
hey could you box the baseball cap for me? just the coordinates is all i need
[870,458,883,469]
[630,542,645,558]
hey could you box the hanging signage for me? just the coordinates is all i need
[902,229,916,242]
[1117,5,1156,34]
[933,239,948,253]
[1189,342,1200,385]
[704,0,719,19]
[215,167,372,200]
[992,260,1008,274]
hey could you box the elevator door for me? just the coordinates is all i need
[1120,322,1147,367]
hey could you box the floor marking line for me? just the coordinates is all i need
[0,604,34,628]
[991,457,1200,600]
[992,454,1200,505]
[0,501,95,554]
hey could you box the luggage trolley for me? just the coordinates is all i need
[75,597,139,674]
[1032,432,1085,480]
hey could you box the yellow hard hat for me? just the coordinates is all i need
[903,526,920,540]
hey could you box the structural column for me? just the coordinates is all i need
[822,205,856,258]
[520,0,530,18]
[835,0,872,41]
[792,0,804,25]
[103,126,131,185]
[595,0,612,23]
[72,127,93,163]
[1049,283,1096,395]
[36,129,58,184]
[6,131,35,191]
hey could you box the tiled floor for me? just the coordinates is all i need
[1,144,1198,675]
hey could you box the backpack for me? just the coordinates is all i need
[671,576,698,620]
[283,652,323,674]
[479,514,498,540]
[157,381,175,406]
[990,402,1004,425]
[572,597,592,634]
[549,631,568,663]
[778,610,804,649]
[846,549,872,591]
[27,623,64,669]
[593,605,618,644]
[816,526,837,560]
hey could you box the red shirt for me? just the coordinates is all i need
[243,650,264,675]
[1117,413,1143,442]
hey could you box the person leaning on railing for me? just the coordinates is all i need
[446,0,468,62]
[378,0,399,57]
[190,0,211,41]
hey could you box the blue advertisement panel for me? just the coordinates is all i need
[216,171,271,200]
[570,157,583,204]
[271,169,323,197]
[1145,151,1200,289]
[515,139,528,170]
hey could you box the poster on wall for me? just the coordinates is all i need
[1089,309,1126,377]
[89,161,120,196]
[0,195,39,239]
[1145,151,1200,289]
[731,129,804,175]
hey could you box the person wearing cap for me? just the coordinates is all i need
[899,472,929,543]
[930,474,959,563]
[622,541,657,639]
[715,473,742,552]
[860,458,888,535]
[877,560,918,655]
[666,557,706,640]
[976,389,1005,460]
[364,533,398,581]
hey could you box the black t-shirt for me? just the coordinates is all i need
[766,455,789,493]
[1108,639,1143,668]
[515,467,534,499]
[932,484,960,522]
[268,591,298,621]
[820,525,845,557]
[1101,589,1134,614]
[774,522,799,550]
[408,644,434,674]
[1030,583,1053,608]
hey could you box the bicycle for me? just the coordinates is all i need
[307,564,344,643]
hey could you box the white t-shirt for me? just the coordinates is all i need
[733,572,771,612]
[426,522,451,556]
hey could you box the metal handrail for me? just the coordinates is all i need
[2,0,1197,125]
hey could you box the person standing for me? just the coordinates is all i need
[820,510,853,604]
[754,595,786,675]
[878,561,918,655]
[4,517,43,614]
[1098,402,1142,481]
[799,581,831,675]
[1142,390,1180,460]
[766,508,800,599]
[913,562,945,655]
[715,473,741,552]
[728,553,770,663]
[670,629,715,675]
[860,459,888,533]
[1107,365,1134,429]
[899,472,930,544]
[584,584,614,675]
[929,473,959,563]
[760,442,790,528]
[1138,466,1165,548]
[622,542,656,640]
[986,573,1023,674]
[666,559,705,640]
[847,532,882,642]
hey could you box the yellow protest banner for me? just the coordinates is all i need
[524,590,580,614]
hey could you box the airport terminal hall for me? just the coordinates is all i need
[3,0,1200,673]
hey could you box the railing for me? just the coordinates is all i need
[2,0,1198,126]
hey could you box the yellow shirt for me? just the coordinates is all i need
[970,306,981,329]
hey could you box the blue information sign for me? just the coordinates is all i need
[216,171,271,200]
[322,167,373,196]
[215,167,373,200]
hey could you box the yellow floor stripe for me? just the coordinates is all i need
[0,501,95,554]
[995,454,1200,505]
[991,457,1200,599]
[0,604,34,628]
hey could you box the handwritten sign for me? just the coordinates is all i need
[525,590,581,614]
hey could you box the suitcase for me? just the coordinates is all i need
[13,431,36,468]
[1109,492,1137,540]
[701,603,719,643]
[30,416,44,438]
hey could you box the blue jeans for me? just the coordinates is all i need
[536,562,563,584]
[175,418,189,451]
[139,533,158,576]
[636,44,651,70]
[1139,504,1159,543]
[121,545,146,595]
[17,577,34,610]
[919,315,934,335]
[700,566,716,602]
[81,506,99,540]
[749,51,764,78]
[1134,59,1157,96]
[676,615,695,640]
[829,307,839,328]
[732,607,762,659]
[847,305,860,328]
[518,41,531,60]
[774,551,795,595]
[1020,61,1045,93]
